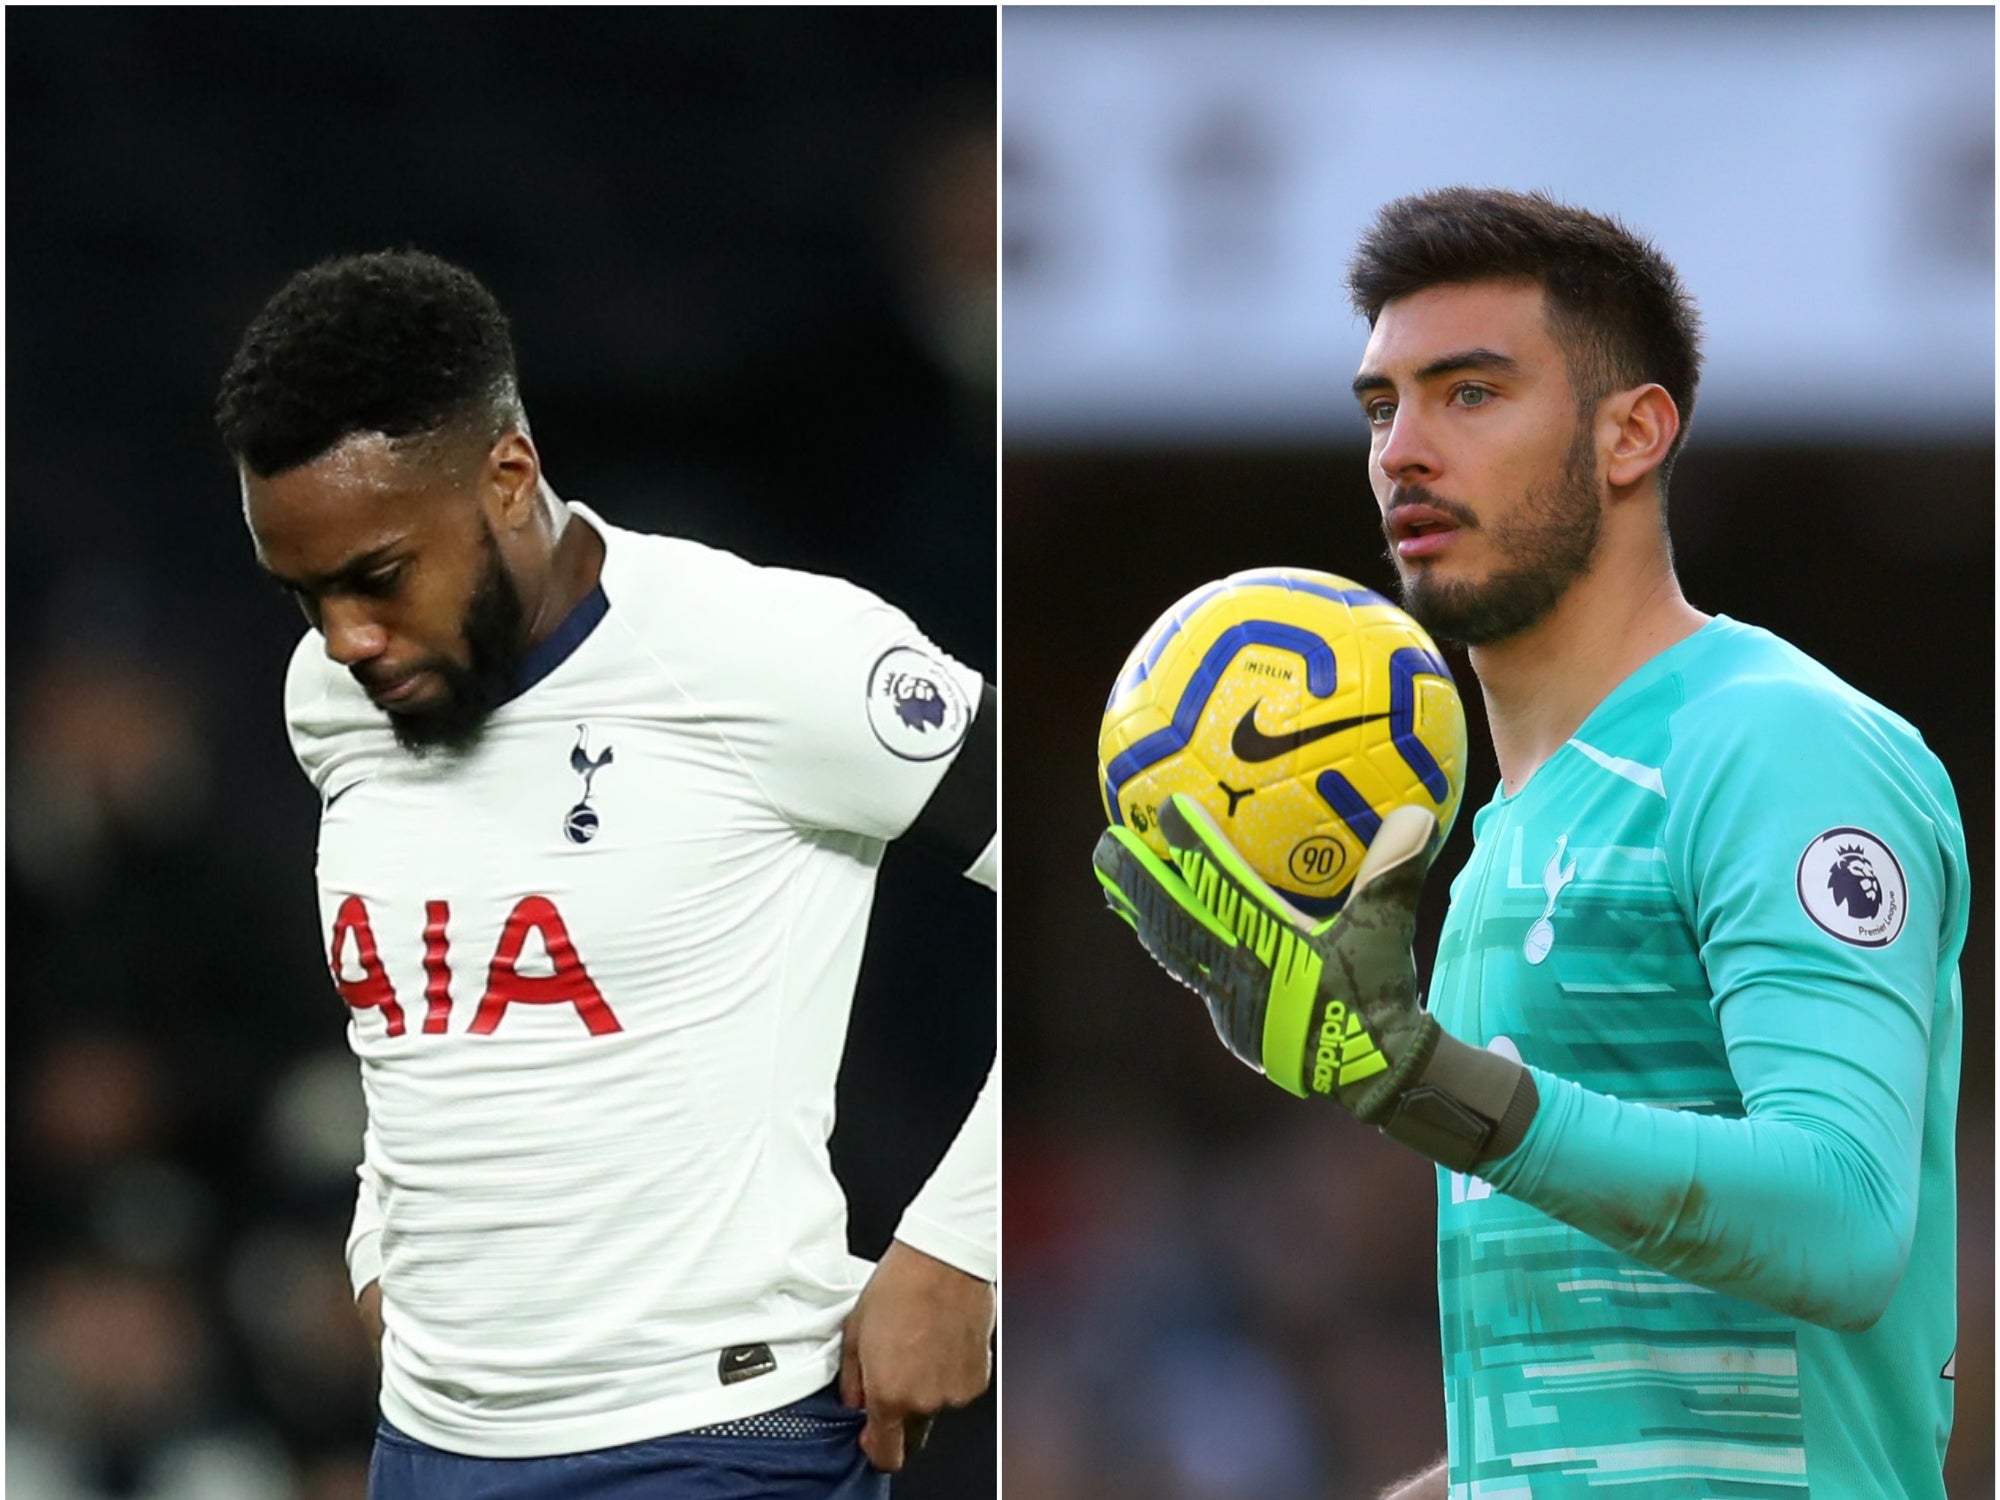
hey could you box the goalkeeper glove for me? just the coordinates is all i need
[1092,796,1537,1173]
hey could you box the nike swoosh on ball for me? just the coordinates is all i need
[1231,704,1393,762]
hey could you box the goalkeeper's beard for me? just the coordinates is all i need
[1388,414,1603,648]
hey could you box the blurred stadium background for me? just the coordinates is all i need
[7,11,993,1500]
[1002,8,1992,1499]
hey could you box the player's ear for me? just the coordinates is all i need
[484,428,542,533]
[1603,383,1679,491]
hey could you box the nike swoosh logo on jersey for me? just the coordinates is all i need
[1231,703,1393,763]
[717,1343,777,1385]
[324,782,362,811]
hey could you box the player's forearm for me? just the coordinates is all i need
[1376,1458,1446,1500]
[892,1064,997,1283]
[1484,1069,1913,1332]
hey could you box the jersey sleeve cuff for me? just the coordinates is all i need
[347,1229,384,1299]
[964,832,997,890]
[1474,1063,1570,1197]
[891,1214,996,1285]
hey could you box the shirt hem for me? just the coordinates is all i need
[377,1338,842,1459]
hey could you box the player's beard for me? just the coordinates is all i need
[387,523,527,757]
[1388,414,1603,648]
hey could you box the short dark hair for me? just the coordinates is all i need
[1347,188,1703,483]
[216,249,522,478]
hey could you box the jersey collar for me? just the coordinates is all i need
[505,581,609,704]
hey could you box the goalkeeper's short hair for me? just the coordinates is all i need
[1347,188,1703,491]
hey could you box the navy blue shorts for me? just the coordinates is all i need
[368,1384,889,1500]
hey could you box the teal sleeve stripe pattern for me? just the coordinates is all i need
[1486,1057,1917,1335]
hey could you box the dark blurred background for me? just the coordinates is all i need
[1002,8,1992,1499]
[7,10,994,1499]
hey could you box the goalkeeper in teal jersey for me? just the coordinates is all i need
[1094,188,1967,1500]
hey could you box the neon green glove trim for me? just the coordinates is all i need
[1096,826,1239,946]
[1263,929,1328,1096]
[1151,801,1329,1096]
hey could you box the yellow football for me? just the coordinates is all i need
[1098,568,1467,917]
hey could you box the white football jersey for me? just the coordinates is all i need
[286,502,989,1458]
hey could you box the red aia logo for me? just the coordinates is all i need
[329,895,622,1037]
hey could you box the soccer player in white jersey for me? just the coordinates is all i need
[1096,190,1965,1498]
[214,250,996,1500]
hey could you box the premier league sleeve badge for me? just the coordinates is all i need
[866,647,972,763]
[1796,826,1907,948]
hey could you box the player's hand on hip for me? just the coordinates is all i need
[1093,793,1538,1172]
[838,1238,994,1473]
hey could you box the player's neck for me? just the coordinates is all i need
[1469,554,1708,796]
[523,487,607,648]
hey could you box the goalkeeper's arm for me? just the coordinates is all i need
[1097,795,1937,1334]
[1481,963,1932,1334]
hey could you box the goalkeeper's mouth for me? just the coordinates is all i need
[1387,504,1462,559]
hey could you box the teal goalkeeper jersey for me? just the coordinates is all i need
[1430,617,1965,1499]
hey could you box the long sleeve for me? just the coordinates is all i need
[347,1155,386,1298]
[1478,671,1963,1333]
[891,830,997,1281]
[1483,975,1935,1333]
[893,1064,998,1282]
